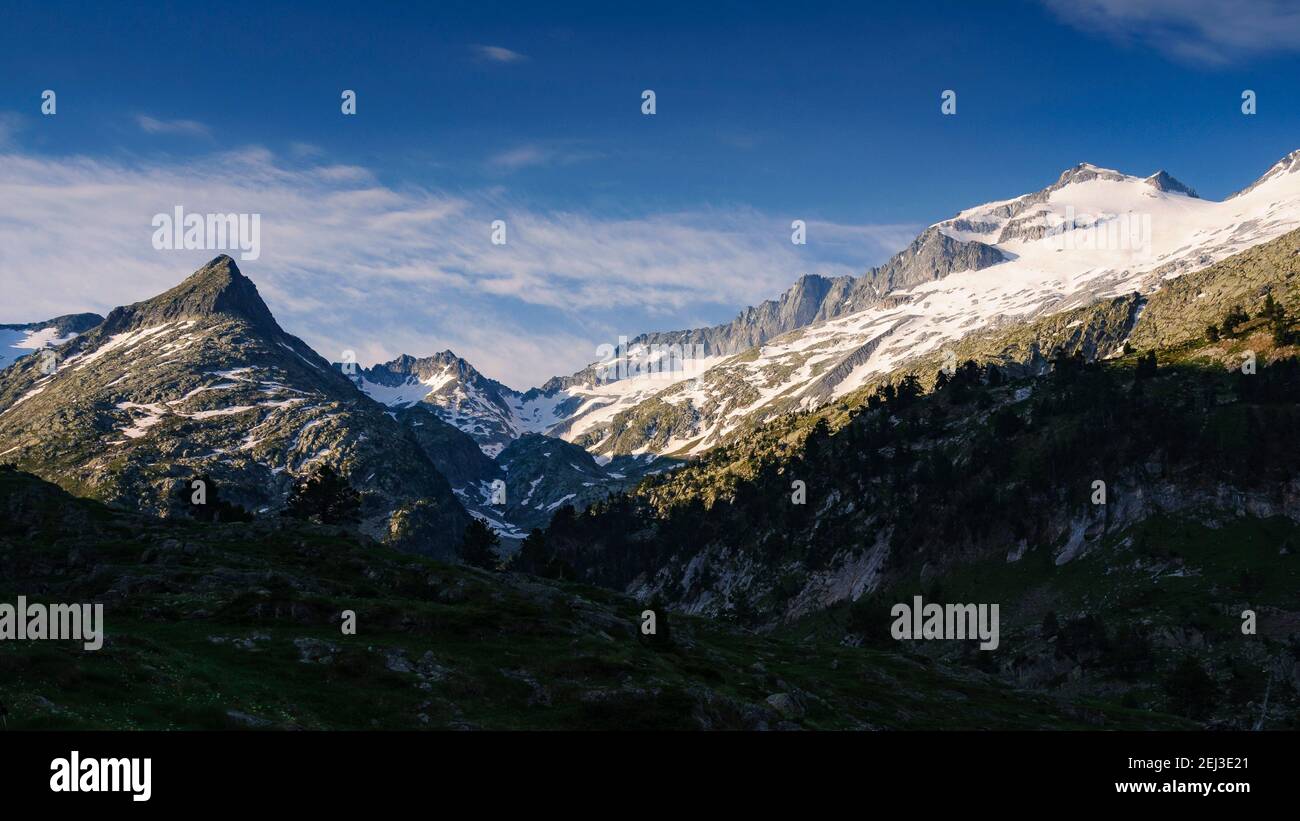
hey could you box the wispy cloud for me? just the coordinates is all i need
[290,142,326,159]
[135,114,211,137]
[0,113,22,148]
[471,44,528,63]
[489,145,551,171]
[0,148,916,388]
[1043,0,1300,66]
[487,143,601,172]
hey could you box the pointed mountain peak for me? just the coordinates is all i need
[184,253,243,284]
[381,353,423,371]
[106,255,279,333]
[1144,170,1199,198]
[1053,162,1127,188]
[168,255,265,313]
[433,351,506,387]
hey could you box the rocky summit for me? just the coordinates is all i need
[0,256,469,558]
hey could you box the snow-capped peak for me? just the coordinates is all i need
[550,149,1300,457]
[345,350,529,456]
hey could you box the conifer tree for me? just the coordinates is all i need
[458,518,501,569]
[283,464,361,525]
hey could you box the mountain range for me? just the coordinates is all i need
[345,150,1300,461]
[5,150,1300,552]
[3,149,1300,729]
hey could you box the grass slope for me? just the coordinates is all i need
[0,467,1179,730]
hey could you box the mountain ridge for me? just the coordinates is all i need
[350,154,1294,460]
[0,312,104,372]
[552,149,1300,455]
[0,256,471,557]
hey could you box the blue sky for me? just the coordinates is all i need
[2,0,1299,387]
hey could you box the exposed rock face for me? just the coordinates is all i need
[0,255,470,557]
[1145,170,1199,198]
[582,273,857,364]
[544,231,1004,382]
[857,226,1005,296]
[393,404,499,488]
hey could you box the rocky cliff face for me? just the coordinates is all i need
[853,226,1006,297]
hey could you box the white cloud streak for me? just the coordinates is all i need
[136,115,212,137]
[0,113,23,148]
[1043,0,1300,66]
[472,44,528,63]
[0,147,916,388]
[487,143,603,173]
